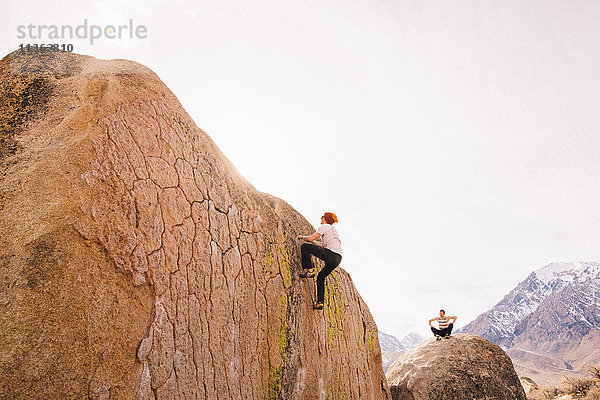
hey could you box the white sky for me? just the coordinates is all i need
[4,1,600,339]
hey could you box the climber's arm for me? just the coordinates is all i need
[297,232,321,242]
[448,316,457,323]
[428,318,437,327]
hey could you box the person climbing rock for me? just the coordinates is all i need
[297,212,342,310]
[428,309,457,340]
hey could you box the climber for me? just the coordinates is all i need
[297,212,342,310]
[428,309,457,340]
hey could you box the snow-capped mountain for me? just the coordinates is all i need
[460,262,600,385]
[399,332,424,350]
[512,276,600,351]
[379,331,405,354]
[459,262,600,348]
[379,331,425,372]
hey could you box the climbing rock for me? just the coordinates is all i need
[0,49,390,399]
[386,334,525,400]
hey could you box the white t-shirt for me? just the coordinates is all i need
[317,224,342,256]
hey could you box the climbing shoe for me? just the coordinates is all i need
[299,268,316,278]
[444,335,450,339]
[435,335,442,341]
[313,302,324,310]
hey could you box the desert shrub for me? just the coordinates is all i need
[526,387,561,400]
[587,366,600,381]
[541,387,562,399]
[563,376,596,397]
[585,386,600,400]
[525,366,600,399]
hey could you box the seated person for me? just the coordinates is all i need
[428,309,457,340]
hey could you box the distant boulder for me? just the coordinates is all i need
[519,376,539,396]
[386,333,526,400]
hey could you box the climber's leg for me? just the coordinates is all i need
[316,264,335,304]
[431,327,442,336]
[301,243,329,269]
[300,243,329,277]
[316,250,342,304]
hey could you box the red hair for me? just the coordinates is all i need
[323,212,338,225]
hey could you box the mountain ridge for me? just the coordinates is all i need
[460,261,600,385]
[379,331,425,372]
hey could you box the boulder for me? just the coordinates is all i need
[0,49,390,399]
[386,333,525,400]
[519,376,539,396]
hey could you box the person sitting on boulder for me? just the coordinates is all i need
[428,309,456,340]
[297,212,342,310]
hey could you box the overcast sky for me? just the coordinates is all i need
[4,0,600,339]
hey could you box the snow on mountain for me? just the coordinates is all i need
[460,262,600,386]
[459,262,600,348]
[379,331,405,353]
[514,278,600,343]
[534,262,600,286]
[509,273,600,385]
[379,331,425,372]
[399,332,425,350]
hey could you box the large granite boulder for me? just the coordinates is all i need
[0,49,390,399]
[386,333,525,400]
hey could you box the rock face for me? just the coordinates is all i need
[385,334,526,400]
[0,49,390,399]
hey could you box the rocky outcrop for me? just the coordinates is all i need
[385,334,525,400]
[0,49,389,399]
[519,376,539,396]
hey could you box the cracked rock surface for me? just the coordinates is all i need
[0,50,390,400]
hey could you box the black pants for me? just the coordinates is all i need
[301,243,342,303]
[431,323,453,337]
